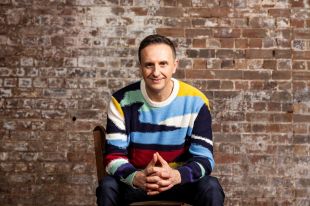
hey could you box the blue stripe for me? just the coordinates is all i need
[130,128,187,145]
[189,144,215,169]
[139,96,205,124]
[107,139,129,148]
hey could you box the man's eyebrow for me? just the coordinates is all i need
[143,61,154,65]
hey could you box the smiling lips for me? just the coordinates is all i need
[149,77,164,83]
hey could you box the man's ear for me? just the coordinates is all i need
[173,59,179,74]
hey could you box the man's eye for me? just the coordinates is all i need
[145,64,153,68]
[160,62,168,66]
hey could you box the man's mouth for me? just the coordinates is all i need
[149,78,163,83]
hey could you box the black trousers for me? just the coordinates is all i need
[96,175,225,206]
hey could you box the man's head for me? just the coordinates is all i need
[138,34,176,64]
[138,34,178,102]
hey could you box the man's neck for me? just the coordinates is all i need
[146,80,174,102]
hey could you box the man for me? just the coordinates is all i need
[96,34,225,205]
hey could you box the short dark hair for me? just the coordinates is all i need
[138,34,176,63]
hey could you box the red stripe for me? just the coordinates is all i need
[104,153,128,166]
[129,148,186,168]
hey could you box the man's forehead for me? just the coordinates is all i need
[141,44,174,58]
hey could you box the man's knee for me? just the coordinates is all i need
[97,175,119,192]
[96,176,121,206]
[198,176,225,199]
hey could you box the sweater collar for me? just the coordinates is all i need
[140,78,179,107]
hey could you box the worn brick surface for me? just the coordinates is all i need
[0,0,309,206]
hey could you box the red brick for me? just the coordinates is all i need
[244,71,270,80]
[268,9,290,17]
[185,69,214,79]
[290,0,305,7]
[215,153,241,163]
[243,29,267,38]
[293,71,310,80]
[188,8,230,18]
[193,39,206,48]
[246,49,274,59]
[164,18,191,27]
[216,49,245,59]
[249,17,275,28]
[220,80,234,89]
[185,28,212,38]
[291,19,304,28]
[248,38,262,48]
[294,30,310,39]
[221,59,234,68]
[263,60,277,70]
[307,19,310,27]
[193,59,207,69]
[214,70,243,79]
[272,71,291,80]
[235,81,249,90]
[214,28,241,38]
[292,61,307,70]
[220,38,234,48]
[128,7,148,15]
[235,38,248,48]
[156,28,184,37]
[155,7,184,17]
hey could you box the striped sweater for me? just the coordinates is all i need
[105,78,214,187]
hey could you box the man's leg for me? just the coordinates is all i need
[96,175,225,206]
[155,176,225,206]
[190,176,225,206]
[96,176,123,206]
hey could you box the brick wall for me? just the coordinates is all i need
[0,0,309,205]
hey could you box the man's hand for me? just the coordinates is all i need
[144,152,181,195]
[132,152,159,190]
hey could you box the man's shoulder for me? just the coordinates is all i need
[178,80,206,97]
[177,80,210,107]
[112,80,141,101]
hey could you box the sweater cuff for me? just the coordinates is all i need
[177,166,190,185]
[124,171,138,188]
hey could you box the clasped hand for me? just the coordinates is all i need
[132,152,181,195]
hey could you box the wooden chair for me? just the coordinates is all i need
[93,126,189,206]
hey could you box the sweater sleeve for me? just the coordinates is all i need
[177,104,214,184]
[104,97,137,187]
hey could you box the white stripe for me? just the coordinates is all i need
[108,100,125,130]
[106,158,128,175]
[158,113,198,128]
[106,133,127,141]
[192,134,213,146]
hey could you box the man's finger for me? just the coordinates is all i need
[146,175,160,183]
[158,184,174,192]
[148,152,158,167]
[157,179,172,187]
[147,190,160,196]
[146,182,159,191]
[156,152,169,166]
[145,153,159,175]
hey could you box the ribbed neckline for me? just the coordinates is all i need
[141,78,179,108]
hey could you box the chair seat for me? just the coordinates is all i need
[130,201,185,205]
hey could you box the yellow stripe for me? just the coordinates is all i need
[178,81,210,109]
[169,162,184,169]
[112,97,124,117]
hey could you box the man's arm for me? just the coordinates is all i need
[104,97,137,186]
[177,103,214,184]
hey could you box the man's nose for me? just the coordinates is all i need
[153,65,160,76]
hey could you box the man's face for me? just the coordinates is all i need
[139,43,178,101]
